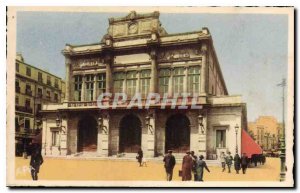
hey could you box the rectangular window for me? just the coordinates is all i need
[16,63,19,72]
[37,88,43,97]
[173,67,184,95]
[54,79,59,88]
[126,71,137,98]
[46,90,51,100]
[47,76,51,86]
[188,66,200,94]
[26,67,31,77]
[37,104,42,112]
[216,130,226,148]
[159,69,170,95]
[98,73,106,94]
[54,93,58,102]
[15,80,20,93]
[25,98,30,108]
[113,72,124,93]
[86,74,94,101]
[51,130,59,146]
[25,84,32,95]
[140,70,150,98]
[38,72,43,83]
[15,117,20,132]
[24,118,30,130]
[74,75,82,101]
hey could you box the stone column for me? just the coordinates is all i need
[93,74,98,101]
[150,50,158,93]
[41,118,47,156]
[198,110,207,159]
[81,75,86,101]
[183,66,188,93]
[136,69,140,94]
[97,113,110,157]
[168,68,173,97]
[64,56,71,102]
[200,44,208,95]
[105,56,113,94]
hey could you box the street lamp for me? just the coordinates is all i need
[198,115,205,134]
[277,78,286,181]
[235,124,239,154]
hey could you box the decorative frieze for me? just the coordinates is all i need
[72,58,104,69]
[158,47,202,62]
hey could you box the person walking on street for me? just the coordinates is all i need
[30,148,43,181]
[219,151,226,172]
[190,151,198,181]
[163,150,176,181]
[226,152,233,173]
[181,151,193,181]
[234,153,241,174]
[195,155,210,181]
[136,148,143,167]
[241,153,249,174]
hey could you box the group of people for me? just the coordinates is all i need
[163,150,210,182]
[219,151,248,174]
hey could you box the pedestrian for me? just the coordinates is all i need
[234,153,241,174]
[225,151,233,173]
[163,150,176,181]
[181,151,193,181]
[195,155,210,181]
[136,148,143,167]
[219,151,226,172]
[241,153,248,174]
[30,147,43,181]
[190,151,198,181]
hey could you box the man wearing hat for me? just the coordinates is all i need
[163,150,176,181]
[182,151,193,181]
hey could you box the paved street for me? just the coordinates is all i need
[15,157,280,181]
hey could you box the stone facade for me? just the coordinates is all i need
[41,11,248,159]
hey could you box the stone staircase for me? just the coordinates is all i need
[65,152,221,166]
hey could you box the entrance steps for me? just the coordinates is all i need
[46,153,221,166]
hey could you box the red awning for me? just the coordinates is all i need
[241,129,262,157]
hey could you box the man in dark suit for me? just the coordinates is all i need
[30,147,44,180]
[241,153,249,174]
[163,150,176,181]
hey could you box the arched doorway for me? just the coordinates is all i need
[119,114,142,153]
[165,114,190,153]
[77,115,98,152]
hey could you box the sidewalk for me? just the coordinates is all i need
[15,157,280,181]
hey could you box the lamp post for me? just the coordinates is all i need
[277,78,286,181]
[235,124,239,154]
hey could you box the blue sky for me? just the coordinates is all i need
[16,11,288,122]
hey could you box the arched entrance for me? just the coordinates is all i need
[165,114,190,153]
[119,114,142,153]
[77,115,98,152]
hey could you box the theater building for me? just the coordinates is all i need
[41,11,248,159]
